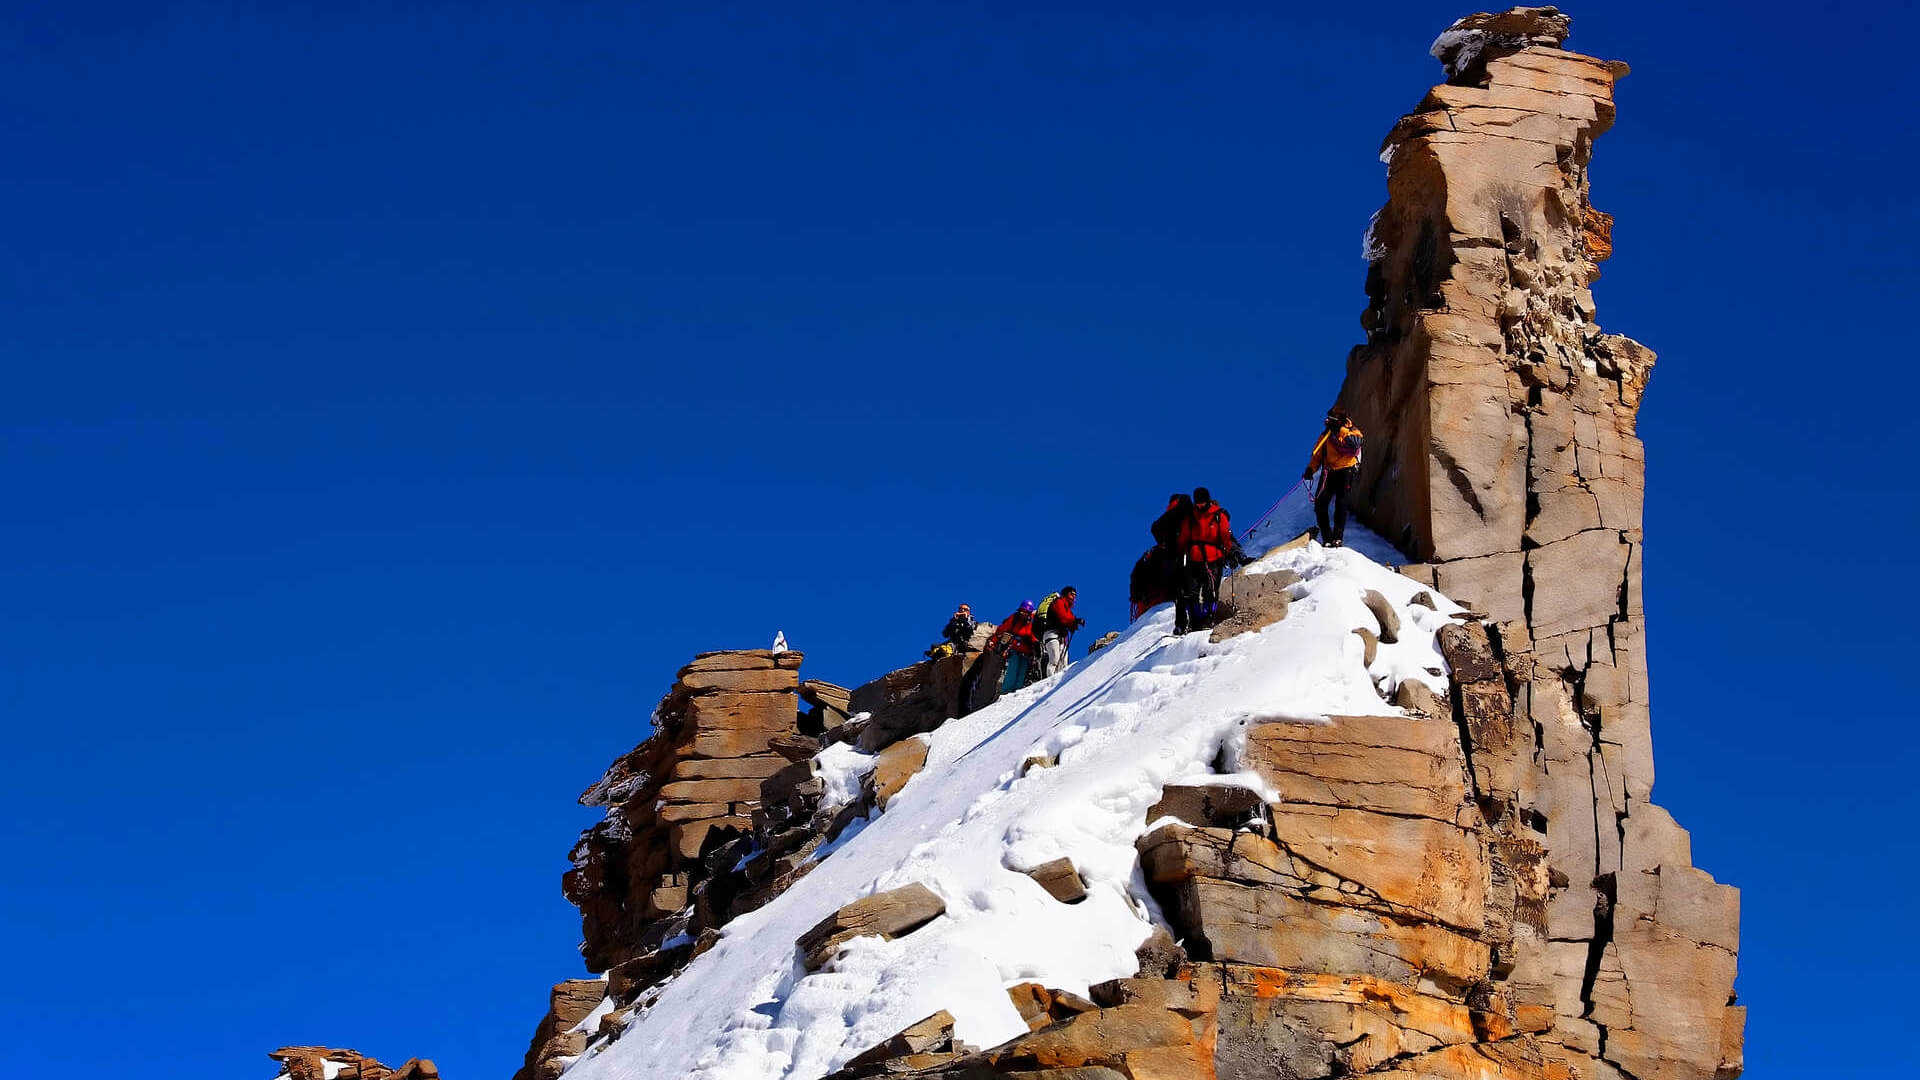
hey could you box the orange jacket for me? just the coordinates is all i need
[1307,422,1364,474]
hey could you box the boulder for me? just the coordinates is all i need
[841,1010,963,1071]
[1023,857,1088,904]
[798,883,947,971]
[871,737,930,809]
[1360,589,1402,643]
[1008,983,1100,1031]
[1210,570,1299,642]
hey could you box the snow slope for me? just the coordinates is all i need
[566,506,1459,1080]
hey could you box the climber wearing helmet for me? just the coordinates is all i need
[1304,405,1365,548]
[986,601,1042,691]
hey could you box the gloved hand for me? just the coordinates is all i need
[1301,470,1314,482]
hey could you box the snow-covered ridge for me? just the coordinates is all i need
[563,520,1459,1080]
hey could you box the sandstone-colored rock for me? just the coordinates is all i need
[842,1010,961,1069]
[1268,803,1487,932]
[798,883,947,970]
[670,754,792,780]
[1024,857,1089,904]
[1393,678,1446,717]
[678,667,800,694]
[871,736,930,809]
[1174,877,1490,989]
[1353,625,1379,666]
[978,1002,1206,1073]
[1431,551,1526,624]
[798,679,853,714]
[1360,589,1402,643]
[669,816,751,861]
[655,800,730,823]
[683,691,801,731]
[1138,824,1297,890]
[1245,715,1468,822]
[1145,782,1265,829]
[1525,528,1629,640]
[658,777,768,805]
[1209,569,1298,642]
[682,650,782,672]
[1206,967,1485,1077]
[271,1050,442,1080]
[1008,983,1101,1031]
[851,648,978,751]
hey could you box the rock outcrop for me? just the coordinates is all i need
[264,11,1738,1080]
[269,1047,440,1080]
[828,8,1740,1080]
[510,979,609,1080]
[563,648,811,978]
[1334,6,1742,1077]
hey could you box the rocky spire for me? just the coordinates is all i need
[1338,7,1743,1079]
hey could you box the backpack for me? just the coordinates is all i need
[1033,592,1061,634]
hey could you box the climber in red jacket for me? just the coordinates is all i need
[1175,488,1232,634]
[1037,586,1086,678]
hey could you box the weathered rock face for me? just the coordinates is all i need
[833,8,1739,1080]
[511,979,609,1080]
[563,648,810,975]
[264,13,1739,1080]
[1330,6,1742,1078]
[847,624,994,751]
[268,1047,440,1080]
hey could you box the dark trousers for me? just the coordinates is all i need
[1315,466,1357,543]
[1175,558,1224,633]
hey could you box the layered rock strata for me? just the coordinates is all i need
[830,7,1740,1080]
[562,648,812,976]
[264,11,1739,1080]
[553,644,960,1054]
[1335,6,1743,1077]
[511,979,610,1080]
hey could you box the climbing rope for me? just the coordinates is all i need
[1238,477,1308,543]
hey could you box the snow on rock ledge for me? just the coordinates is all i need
[563,538,1458,1080]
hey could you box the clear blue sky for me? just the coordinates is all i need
[4,2,1913,1077]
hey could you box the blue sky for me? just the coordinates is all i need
[4,2,1914,1077]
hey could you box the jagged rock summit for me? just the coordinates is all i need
[267,8,1740,1080]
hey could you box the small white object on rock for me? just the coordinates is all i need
[771,631,788,654]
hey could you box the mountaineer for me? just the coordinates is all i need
[957,601,1040,716]
[1036,586,1087,679]
[1303,405,1365,548]
[1175,488,1232,634]
[1130,493,1191,620]
[990,601,1042,691]
[927,603,976,661]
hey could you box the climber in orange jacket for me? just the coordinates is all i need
[1304,406,1365,548]
[1175,488,1232,634]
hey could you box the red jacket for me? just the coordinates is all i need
[990,611,1039,655]
[1179,502,1233,564]
[1046,594,1082,633]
